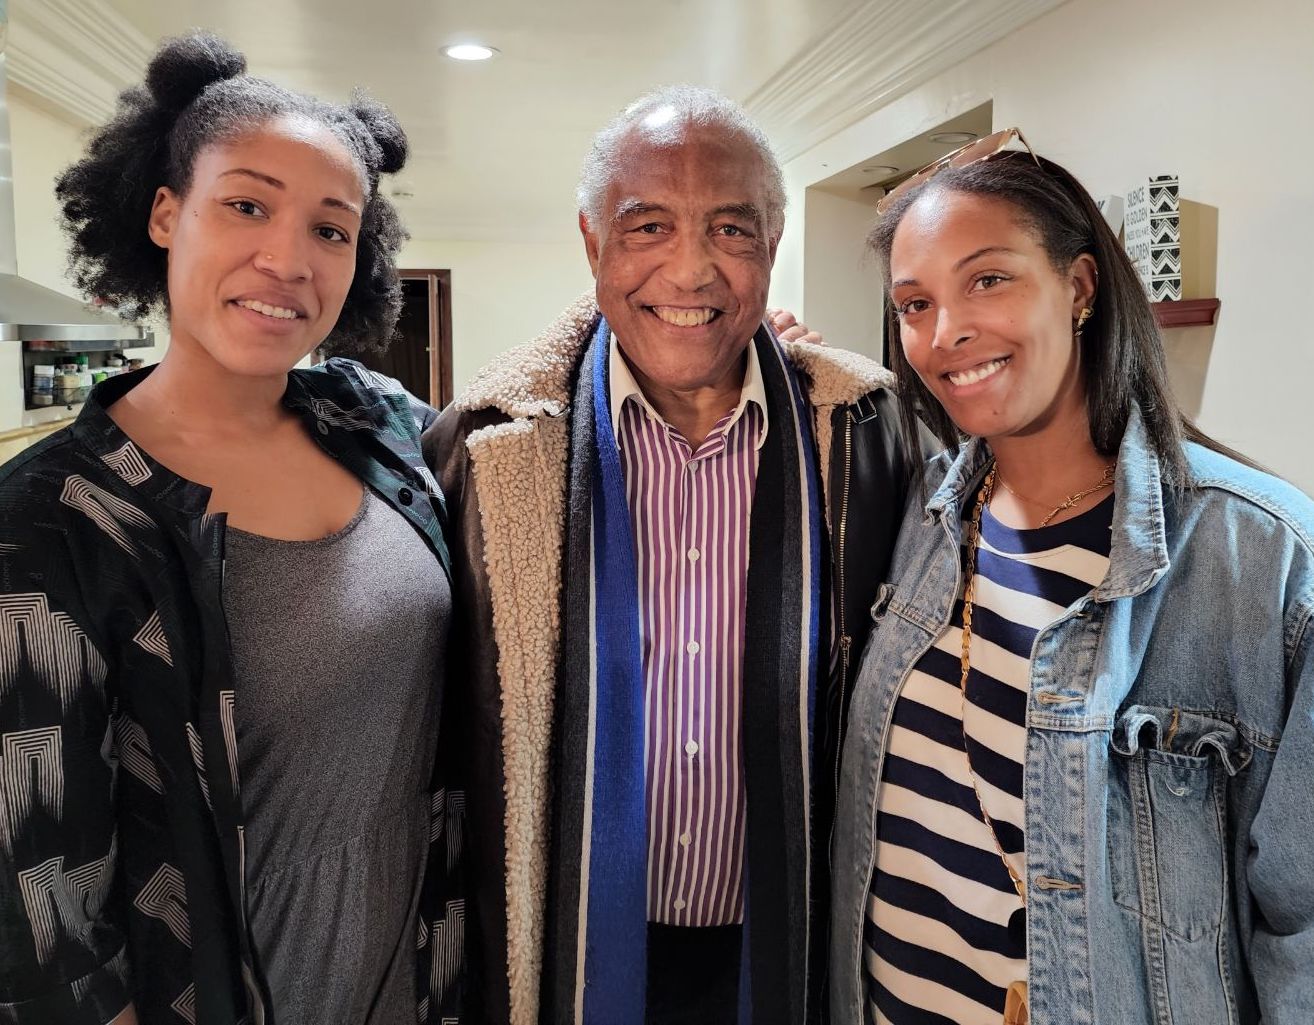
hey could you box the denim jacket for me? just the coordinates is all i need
[831,408,1314,1025]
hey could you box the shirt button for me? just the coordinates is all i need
[687,548,700,562]
[673,898,687,911]
[316,421,329,435]
[686,640,700,655]
[687,460,700,472]
[679,832,692,847]
[397,487,414,506]
[685,740,699,756]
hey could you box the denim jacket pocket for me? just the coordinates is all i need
[1107,705,1251,943]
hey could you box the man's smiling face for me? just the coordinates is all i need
[581,120,778,395]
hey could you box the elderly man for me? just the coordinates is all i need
[425,87,917,1025]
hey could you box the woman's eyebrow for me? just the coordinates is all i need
[218,167,360,216]
[891,246,1024,288]
[954,245,1020,271]
[322,196,362,216]
[219,167,284,188]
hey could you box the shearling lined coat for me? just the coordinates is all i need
[422,294,918,1025]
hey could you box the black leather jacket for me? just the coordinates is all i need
[809,386,925,1020]
[426,337,924,1023]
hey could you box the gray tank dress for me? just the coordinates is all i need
[222,488,450,1023]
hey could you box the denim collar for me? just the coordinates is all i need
[924,405,1171,602]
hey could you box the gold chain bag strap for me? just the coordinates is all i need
[962,466,1029,1025]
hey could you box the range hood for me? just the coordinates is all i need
[0,36,151,345]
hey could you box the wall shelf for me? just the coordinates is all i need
[22,340,145,412]
[1152,298,1220,328]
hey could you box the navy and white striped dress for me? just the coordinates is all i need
[864,493,1114,1024]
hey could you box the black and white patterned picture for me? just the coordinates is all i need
[1124,174,1183,301]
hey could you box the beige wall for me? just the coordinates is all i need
[399,236,593,395]
[770,0,1314,495]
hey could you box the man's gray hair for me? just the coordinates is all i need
[576,85,787,240]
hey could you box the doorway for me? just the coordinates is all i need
[332,269,454,409]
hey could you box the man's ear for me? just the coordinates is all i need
[148,186,180,250]
[579,211,602,278]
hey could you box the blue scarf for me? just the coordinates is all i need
[544,317,824,1024]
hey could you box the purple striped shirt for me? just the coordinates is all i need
[609,336,766,926]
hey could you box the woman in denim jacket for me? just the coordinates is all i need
[830,131,1314,1025]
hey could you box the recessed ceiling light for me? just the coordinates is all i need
[929,131,977,145]
[862,165,899,175]
[443,43,498,61]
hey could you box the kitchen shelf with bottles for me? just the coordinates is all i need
[23,335,156,411]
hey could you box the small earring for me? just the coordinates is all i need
[1075,306,1094,332]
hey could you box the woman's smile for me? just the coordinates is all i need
[943,354,1012,390]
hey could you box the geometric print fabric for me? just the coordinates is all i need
[0,359,462,1023]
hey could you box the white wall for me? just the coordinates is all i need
[4,93,85,433]
[399,237,593,395]
[9,94,84,294]
[770,0,1314,495]
[6,91,163,436]
[802,188,883,363]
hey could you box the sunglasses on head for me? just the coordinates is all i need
[875,127,1040,217]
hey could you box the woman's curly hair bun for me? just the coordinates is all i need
[349,91,409,176]
[145,32,247,116]
[58,30,410,352]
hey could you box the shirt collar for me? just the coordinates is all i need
[607,330,769,449]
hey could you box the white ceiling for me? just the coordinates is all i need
[813,102,996,203]
[106,0,855,242]
[8,0,1069,244]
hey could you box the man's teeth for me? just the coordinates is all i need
[948,357,1009,387]
[652,306,716,327]
[236,299,299,320]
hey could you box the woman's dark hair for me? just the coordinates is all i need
[56,32,409,352]
[869,150,1246,489]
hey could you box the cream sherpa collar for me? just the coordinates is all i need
[455,291,895,417]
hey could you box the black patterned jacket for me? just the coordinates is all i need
[0,360,465,1024]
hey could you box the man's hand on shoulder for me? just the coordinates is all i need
[767,308,825,346]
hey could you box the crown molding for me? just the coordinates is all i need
[742,0,1068,164]
[6,0,152,126]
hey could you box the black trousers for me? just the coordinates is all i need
[646,922,743,1025]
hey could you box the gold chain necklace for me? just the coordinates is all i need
[995,463,1116,527]
[963,465,1030,1025]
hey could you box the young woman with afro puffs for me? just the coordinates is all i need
[0,32,465,1024]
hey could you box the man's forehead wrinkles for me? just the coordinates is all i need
[609,195,765,224]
